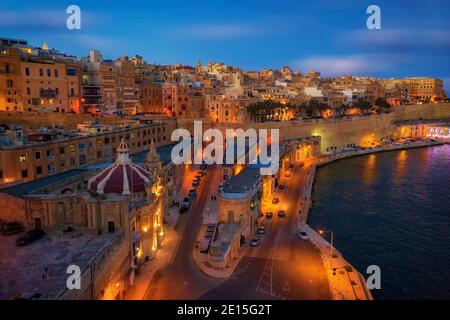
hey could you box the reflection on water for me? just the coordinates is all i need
[362,154,377,185]
[309,145,450,299]
[393,150,408,183]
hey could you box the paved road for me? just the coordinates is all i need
[200,164,331,300]
[144,165,223,299]
[145,163,331,300]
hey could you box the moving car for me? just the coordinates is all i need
[277,210,286,218]
[16,229,45,246]
[272,197,280,204]
[298,231,309,241]
[266,212,273,219]
[188,189,197,197]
[257,226,266,234]
[251,237,260,247]
[1,222,24,235]
[284,170,291,177]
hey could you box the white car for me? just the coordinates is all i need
[298,231,309,241]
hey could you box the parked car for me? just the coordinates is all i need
[195,174,202,180]
[272,198,280,204]
[192,180,200,187]
[298,231,309,241]
[16,229,45,246]
[1,222,24,235]
[257,226,266,234]
[266,212,273,219]
[182,197,191,208]
[179,206,189,214]
[277,210,286,218]
[251,237,260,247]
[279,184,285,190]
[188,189,196,197]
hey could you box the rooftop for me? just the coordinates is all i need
[0,168,88,197]
[0,228,124,299]
[222,166,260,195]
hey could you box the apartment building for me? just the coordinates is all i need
[0,120,176,187]
[205,94,249,123]
[0,47,23,111]
[162,83,191,117]
[140,81,163,114]
[404,78,446,102]
[115,56,140,115]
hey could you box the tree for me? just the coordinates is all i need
[299,100,329,118]
[357,98,372,113]
[374,97,391,109]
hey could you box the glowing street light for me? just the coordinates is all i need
[318,228,334,268]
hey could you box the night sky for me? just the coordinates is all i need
[1,0,449,91]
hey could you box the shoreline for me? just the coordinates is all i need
[299,139,448,300]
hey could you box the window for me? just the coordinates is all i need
[39,68,43,76]
[79,143,85,151]
[25,67,30,76]
[19,154,27,162]
[47,163,55,173]
[69,144,75,152]
[47,69,51,77]
[21,170,28,178]
[36,166,42,175]
[6,79,13,88]
[108,221,115,233]
[70,158,75,166]
[60,161,65,168]
[0,170,3,179]
[34,151,41,160]
[27,87,31,95]
[54,69,58,77]
[59,147,65,154]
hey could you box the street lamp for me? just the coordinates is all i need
[318,228,334,268]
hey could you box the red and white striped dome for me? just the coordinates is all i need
[88,140,152,195]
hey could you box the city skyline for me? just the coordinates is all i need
[1,0,450,305]
[1,0,449,92]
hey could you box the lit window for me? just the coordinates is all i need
[19,154,27,162]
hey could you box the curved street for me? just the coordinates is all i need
[144,163,330,300]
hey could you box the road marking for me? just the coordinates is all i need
[256,229,281,297]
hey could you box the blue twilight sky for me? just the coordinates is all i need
[1,0,449,91]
